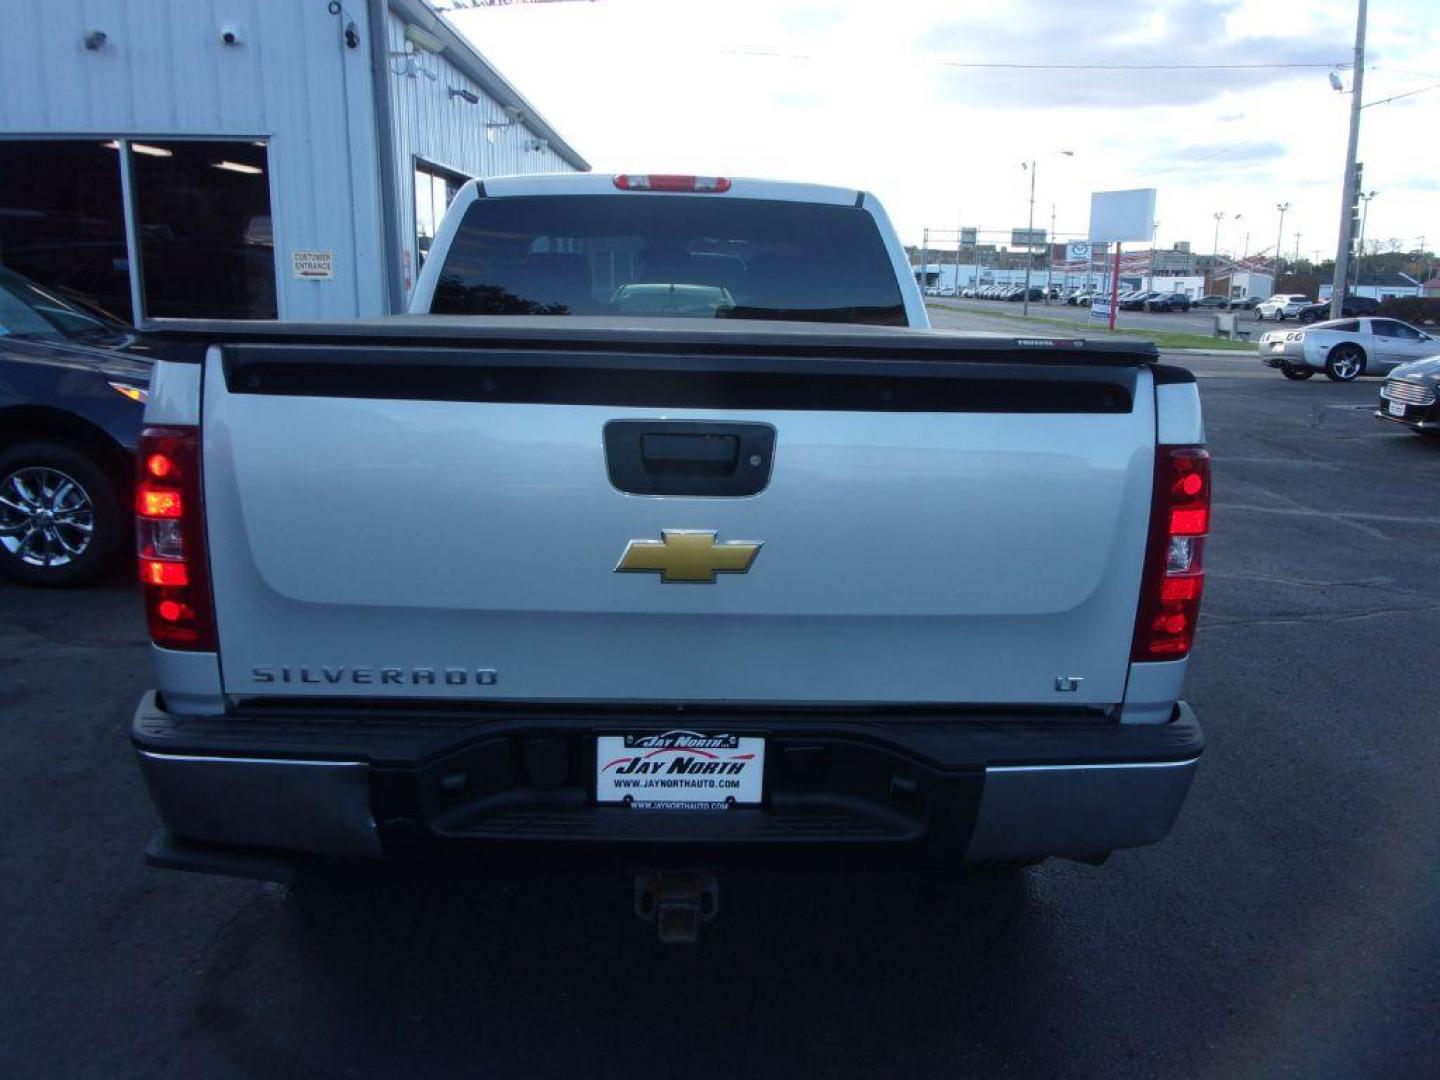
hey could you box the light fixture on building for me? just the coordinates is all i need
[102,141,174,158]
[448,87,479,105]
[84,30,108,51]
[403,24,445,54]
[212,160,263,175]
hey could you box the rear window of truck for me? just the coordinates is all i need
[429,195,907,326]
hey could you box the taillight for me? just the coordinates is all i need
[136,426,215,650]
[612,174,732,193]
[1132,446,1210,661]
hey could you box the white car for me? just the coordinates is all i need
[1253,294,1311,321]
[1258,317,1440,382]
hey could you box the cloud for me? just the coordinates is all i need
[1167,141,1286,164]
[923,0,1350,109]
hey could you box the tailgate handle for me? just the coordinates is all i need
[605,421,775,497]
[640,433,738,474]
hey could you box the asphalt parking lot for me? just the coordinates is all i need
[3,351,1439,1078]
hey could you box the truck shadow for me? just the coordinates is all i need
[193,864,1071,1077]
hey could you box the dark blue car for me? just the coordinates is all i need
[0,270,163,585]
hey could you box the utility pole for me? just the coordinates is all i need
[1274,202,1290,283]
[1294,232,1302,269]
[1022,160,1036,316]
[1330,0,1367,318]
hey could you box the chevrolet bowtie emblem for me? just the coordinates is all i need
[615,530,762,583]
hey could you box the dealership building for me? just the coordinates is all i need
[0,0,587,323]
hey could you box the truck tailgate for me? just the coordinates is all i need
[199,334,1156,707]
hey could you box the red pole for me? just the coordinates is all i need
[1108,245,1122,331]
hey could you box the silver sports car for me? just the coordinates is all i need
[1258,317,1439,383]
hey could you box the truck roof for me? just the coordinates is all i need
[476,173,864,206]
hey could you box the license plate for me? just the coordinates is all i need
[1388,399,1406,417]
[596,731,765,808]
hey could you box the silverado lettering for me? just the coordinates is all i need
[251,666,498,687]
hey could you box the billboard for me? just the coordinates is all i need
[1088,189,1157,243]
[960,227,978,246]
[1065,241,1093,262]
[1011,228,1047,247]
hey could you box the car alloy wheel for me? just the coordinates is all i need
[1325,345,1365,382]
[0,466,95,568]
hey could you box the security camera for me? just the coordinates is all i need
[220,25,241,46]
[84,30,108,50]
[503,105,526,122]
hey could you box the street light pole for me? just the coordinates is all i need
[1353,191,1376,294]
[1330,0,1368,319]
[954,213,963,295]
[920,226,929,298]
[1022,160,1036,316]
[1212,211,1225,305]
[1147,219,1159,292]
[1048,203,1056,302]
[1274,202,1290,284]
[1019,151,1073,317]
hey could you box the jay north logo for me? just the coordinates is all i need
[602,730,755,777]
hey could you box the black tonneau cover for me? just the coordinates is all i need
[141,314,1161,367]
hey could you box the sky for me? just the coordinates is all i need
[449,0,1440,263]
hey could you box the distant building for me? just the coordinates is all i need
[1320,273,1423,301]
[1152,249,1199,274]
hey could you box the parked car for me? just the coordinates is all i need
[1231,296,1260,309]
[0,269,156,585]
[1258,317,1438,382]
[1146,293,1192,313]
[1296,295,1379,323]
[1254,294,1311,321]
[1120,291,1158,311]
[1006,286,1045,302]
[1193,295,1229,308]
[131,172,1208,888]
[1376,355,1440,435]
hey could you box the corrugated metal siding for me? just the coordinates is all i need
[0,0,386,318]
[384,7,576,298]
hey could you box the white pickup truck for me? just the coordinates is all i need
[131,174,1208,891]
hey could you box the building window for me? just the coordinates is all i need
[130,140,277,319]
[0,140,131,321]
[0,138,277,322]
[415,161,467,268]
